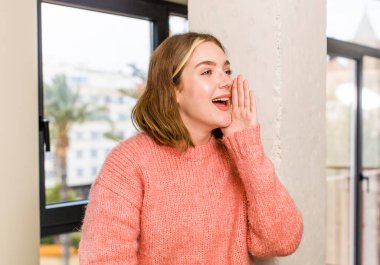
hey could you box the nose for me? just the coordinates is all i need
[218,71,232,90]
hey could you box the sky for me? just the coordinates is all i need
[327,0,380,44]
[41,0,380,73]
[41,3,188,75]
[41,3,152,73]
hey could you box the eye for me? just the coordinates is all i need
[201,69,212,76]
[225,69,232,75]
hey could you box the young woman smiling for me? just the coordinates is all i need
[79,32,303,264]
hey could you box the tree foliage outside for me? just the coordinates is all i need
[44,74,109,264]
[46,184,77,204]
[41,65,147,262]
[44,74,108,201]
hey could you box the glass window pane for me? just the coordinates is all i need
[326,55,356,265]
[40,232,80,265]
[41,3,152,204]
[362,56,380,265]
[169,15,188,35]
[327,0,380,49]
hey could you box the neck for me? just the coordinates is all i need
[185,125,212,146]
[179,113,213,146]
[192,132,212,146]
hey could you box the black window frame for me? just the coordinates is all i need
[38,0,187,237]
[327,37,380,265]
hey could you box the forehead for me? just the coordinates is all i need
[187,41,227,66]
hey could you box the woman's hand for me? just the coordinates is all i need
[221,75,258,137]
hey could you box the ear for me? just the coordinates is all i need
[175,85,183,104]
[175,90,180,104]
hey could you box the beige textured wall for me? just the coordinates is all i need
[189,0,326,264]
[0,0,40,264]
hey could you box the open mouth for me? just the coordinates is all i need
[211,96,230,111]
[212,98,229,106]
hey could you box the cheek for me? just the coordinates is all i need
[198,81,214,95]
[178,77,215,108]
[188,77,213,93]
[223,112,232,122]
[186,88,210,106]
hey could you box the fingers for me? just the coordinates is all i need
[237,75,244,107]
[244,80,250,109]
[227,74,258,132]
[231,78,238,109]
[233,75,251,111]
[249,90,254,113]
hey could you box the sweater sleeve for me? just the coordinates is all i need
[79,145,143,265]
[222,124,303,258]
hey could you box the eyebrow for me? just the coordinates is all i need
[195,60,230,68]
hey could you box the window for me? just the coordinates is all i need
[40,1,152,205]
[38,0,187,263]
[326,39,380,265]
[75,150,83,158]
[169,14,189,35]
[361,56,380,265]
[91,167,98,176]
[326,55,355,265]
[327,0,380,49]
[40,232,81,265]
[327,1,380,263]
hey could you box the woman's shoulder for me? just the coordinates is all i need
[119,132,155,152]
[95,133,151,201]
[105,132,157,165]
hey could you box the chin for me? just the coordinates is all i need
[217,117,232,128]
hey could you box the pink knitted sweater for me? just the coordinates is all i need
[79,124,303,264]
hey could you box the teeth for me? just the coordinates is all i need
[212,98,229,102]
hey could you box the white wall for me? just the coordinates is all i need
[189,0,326,264]
[0,0,40,264]
[0,0,326,264]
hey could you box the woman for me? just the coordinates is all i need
[79,32,303,264]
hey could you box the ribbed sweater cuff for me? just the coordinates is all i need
[222,124,263,159]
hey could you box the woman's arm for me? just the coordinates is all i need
[223,124,303,258]
[79,146,143,264]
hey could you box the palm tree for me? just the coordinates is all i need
[44,74,108,265]
[45,74,108,200]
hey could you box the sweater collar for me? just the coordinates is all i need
[145,134,222,161]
